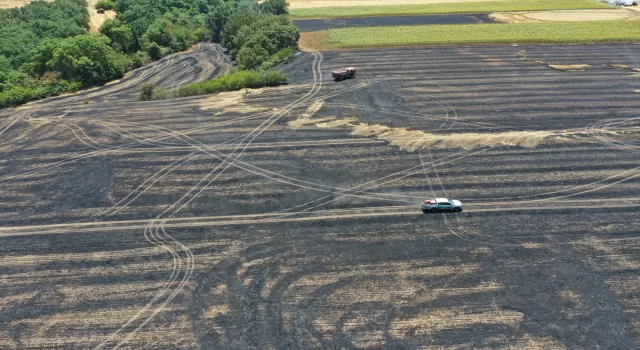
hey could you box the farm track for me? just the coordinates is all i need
[0,43,640,348]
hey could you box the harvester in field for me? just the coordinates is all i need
[332,67,356,81]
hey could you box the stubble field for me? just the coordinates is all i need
[1,43,640,349]
[288,0,612,18]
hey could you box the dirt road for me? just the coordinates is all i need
[87,0,116,32]
[0,0,49,8]
[1,43,640,348]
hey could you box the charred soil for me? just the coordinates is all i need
[1,43,640,348]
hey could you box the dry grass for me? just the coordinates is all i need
[299,31,331,52]
[351,124,553,150]
[490,9,640,23]
[199,89,266,114]
[548,64,591,71]
[0,0,49,8]
[288,109,557,150]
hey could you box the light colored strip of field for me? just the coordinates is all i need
[289,0,613,18]
[0,0,50,8]
[350,123,552,150]
[290,112,637,151]
[490,9,640,23]
[288,0,500,10]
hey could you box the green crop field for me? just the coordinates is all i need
[303,21,640,49]
[290,0,613,18]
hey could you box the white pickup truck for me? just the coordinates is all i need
[422,198,464,213]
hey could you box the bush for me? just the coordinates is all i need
[95,0,114,10]
[0,79,80,108]
[0,85,41,108]
[152,87,173,100]
[139,83,155,101]
[147,42,163,60]
[236,45,270,70]
[177,70,287,97]
[258,47,295,70]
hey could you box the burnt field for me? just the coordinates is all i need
[293,14,494,32]
[1,43,640,349]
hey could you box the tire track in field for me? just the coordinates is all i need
[97,49,327,349]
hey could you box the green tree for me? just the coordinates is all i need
[0,26,40,68]
[96,0,114,10]
[205,2,232,42]
[147,42,163,60]
[100,19,135,53]
[264,25,299,52]
[260,0,288,15]
[0,55,26,92]
[221,12,259,49]
[138,83,155,101]
[236,44,269,70]
[33,35,125,85]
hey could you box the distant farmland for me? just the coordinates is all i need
[0,0,50,8]
[289,0,613,18]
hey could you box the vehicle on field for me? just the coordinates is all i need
[97,8,105,13]
[332,67,356,81]
[422,198,464,213]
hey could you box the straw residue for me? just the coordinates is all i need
[351,123,552,150]
[548,64,590,71]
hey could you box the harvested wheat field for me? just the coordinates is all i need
[491,8,640,23]
[1,43,640,348]
[0,0,49,8]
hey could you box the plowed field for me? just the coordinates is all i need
[1,43,640,348]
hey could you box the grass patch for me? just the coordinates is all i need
[305,21,640,49]
[290,0,612,18]
[177,70,287,97]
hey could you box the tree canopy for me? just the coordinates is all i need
[0,0,299,107]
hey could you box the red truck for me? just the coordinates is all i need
[332,67,356,81]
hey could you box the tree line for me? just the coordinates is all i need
[0,0,298,107]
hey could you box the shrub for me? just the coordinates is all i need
[152,87,173,100]
[95,0,114,10]
[236,45,270,70]
[259,47,295,70]
[177,70,287,97]
[0,79,80,108]
[0,86,41,108]
[139,83,155,101]
[147,42,163,60]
